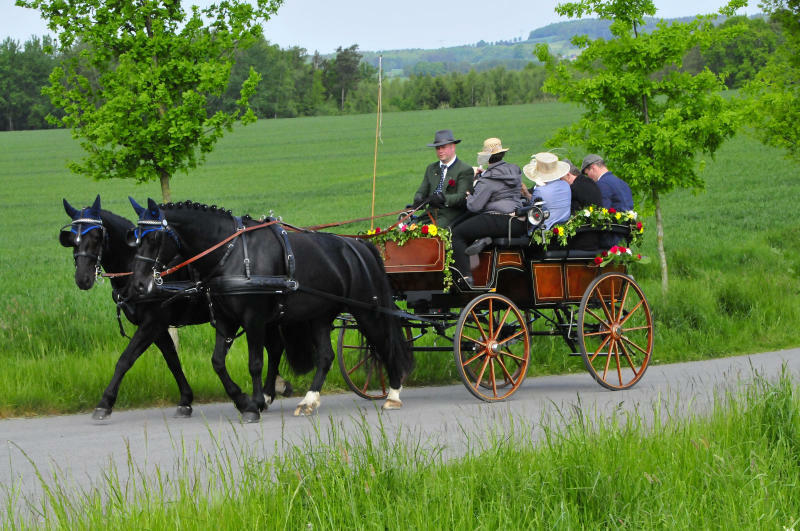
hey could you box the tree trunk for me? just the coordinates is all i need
[652,188,668,294]
[159,170,171,203]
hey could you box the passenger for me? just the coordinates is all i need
[581,154,633,211]
[561,158,602,250]
[561,158,602,214]
[522,152,572,230]
[450,138,526,287]
[412,129,474,228]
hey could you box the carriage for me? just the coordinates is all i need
[335,213,653,403]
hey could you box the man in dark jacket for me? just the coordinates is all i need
[412,129,474,227]
[581,154,633,211]
[562,158,602,214]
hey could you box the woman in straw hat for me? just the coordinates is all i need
[522,152,572,230]
[450,137,526,287]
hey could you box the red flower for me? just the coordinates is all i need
[448,179,456,187]
[375,227,381,233]
[421,225,429,235]
[553,227,561,236]
[637,254,642,259]
[602,251,608,257]
[636,221,643,230]
[609,245,619,254]
[594,256,603,265]
[608,208,616,214]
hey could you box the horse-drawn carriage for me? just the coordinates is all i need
[61,195,652,421]
[336,215,653,402]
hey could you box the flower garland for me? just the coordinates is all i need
[532,207,648,266]
[593,244,651,267]
[364,222,454,291]
[533,207,644,248]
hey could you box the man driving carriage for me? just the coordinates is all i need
[411,129,474,228]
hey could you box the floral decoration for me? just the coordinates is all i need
[447,179,456,188]
[532,207,644,249]
[594,245,651,267]
[363,222,454,291]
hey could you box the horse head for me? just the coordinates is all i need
[129,197,182,295]
[61,195,108,290]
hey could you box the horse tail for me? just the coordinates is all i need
[357,240,415,381]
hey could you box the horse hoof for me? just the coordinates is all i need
[174,405,193,418]
[293,404,315,417]
[92,408,112,421]
[281,381,294,397]
[241,411,260,423]
[381,399,402,410]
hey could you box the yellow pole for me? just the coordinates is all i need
[370,56,382,230]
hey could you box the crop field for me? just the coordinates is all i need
[1,101,799,417]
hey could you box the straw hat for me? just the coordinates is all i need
[477,137,509,156]
[522,152,570,186]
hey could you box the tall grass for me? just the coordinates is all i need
[1,102,799,416]
[4,369,799,529]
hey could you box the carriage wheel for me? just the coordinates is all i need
[336,318,412,400]
[454,293,530,402]
[578,272,653,390]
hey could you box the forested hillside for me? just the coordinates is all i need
[0,14,778,131]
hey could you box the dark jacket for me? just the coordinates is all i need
[596,171,634,211]
[570,174,602,214]
[466,160,523,214]
[413,157,474,227]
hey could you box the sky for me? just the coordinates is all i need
[2,0,761,54]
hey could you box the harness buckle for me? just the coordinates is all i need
[153,269,163,286]
[95,265,105,284]
[285,279,299,291]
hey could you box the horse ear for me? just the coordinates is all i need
[147,198,159,211]
[91,194,101,212]
[129,196,145,217]
[59,230,76,248]
[63,198,79,218]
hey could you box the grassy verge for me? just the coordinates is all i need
[4,369,799,529]
[1,102,799,417]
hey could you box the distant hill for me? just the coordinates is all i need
[360,15,743,76]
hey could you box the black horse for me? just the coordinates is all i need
[60,196,292,420]
[130,199,414,421]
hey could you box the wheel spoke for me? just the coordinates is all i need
[618,281,631,319]
[495,356,516,385]
[474,355,491,390]
[493,306,512,339]
[462,347,489,367]
[469,309,489,341]
[621,334,650,355]
[618,341,639,376]
[618,299,644,327]
[602,339,614,380]
[588,333,612,363]
[490,360,498,397]
[495,328,525,346]
[347,354,369,376]
[497,349,526,362]
[586,305,612,328]
[487,299,494,337]
[614,342,623,386]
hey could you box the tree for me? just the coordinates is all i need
[536,0,741,294]
[0,36,59,131]
[744,0,800,164]
[322,45,363,111]
[17,0,282,201]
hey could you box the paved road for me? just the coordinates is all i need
[2,349,799,518]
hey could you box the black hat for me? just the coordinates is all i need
[427,129,462,147]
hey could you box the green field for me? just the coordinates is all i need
[1,101,799,417]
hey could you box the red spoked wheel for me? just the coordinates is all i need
[454,293,530,401]
[578,272,653,390]
[336,316,412,400]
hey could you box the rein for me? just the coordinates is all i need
[156,219,281,279]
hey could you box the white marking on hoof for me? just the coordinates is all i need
[263,393,273,407]
[382,387,403,410]
[293,391,321,416]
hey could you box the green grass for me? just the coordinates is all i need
[1,101,799,417]
[4,369,799,529]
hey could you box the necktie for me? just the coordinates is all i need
[434,163,447,194]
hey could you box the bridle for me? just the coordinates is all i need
[132,217,180,286]
[60,211,107,282]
